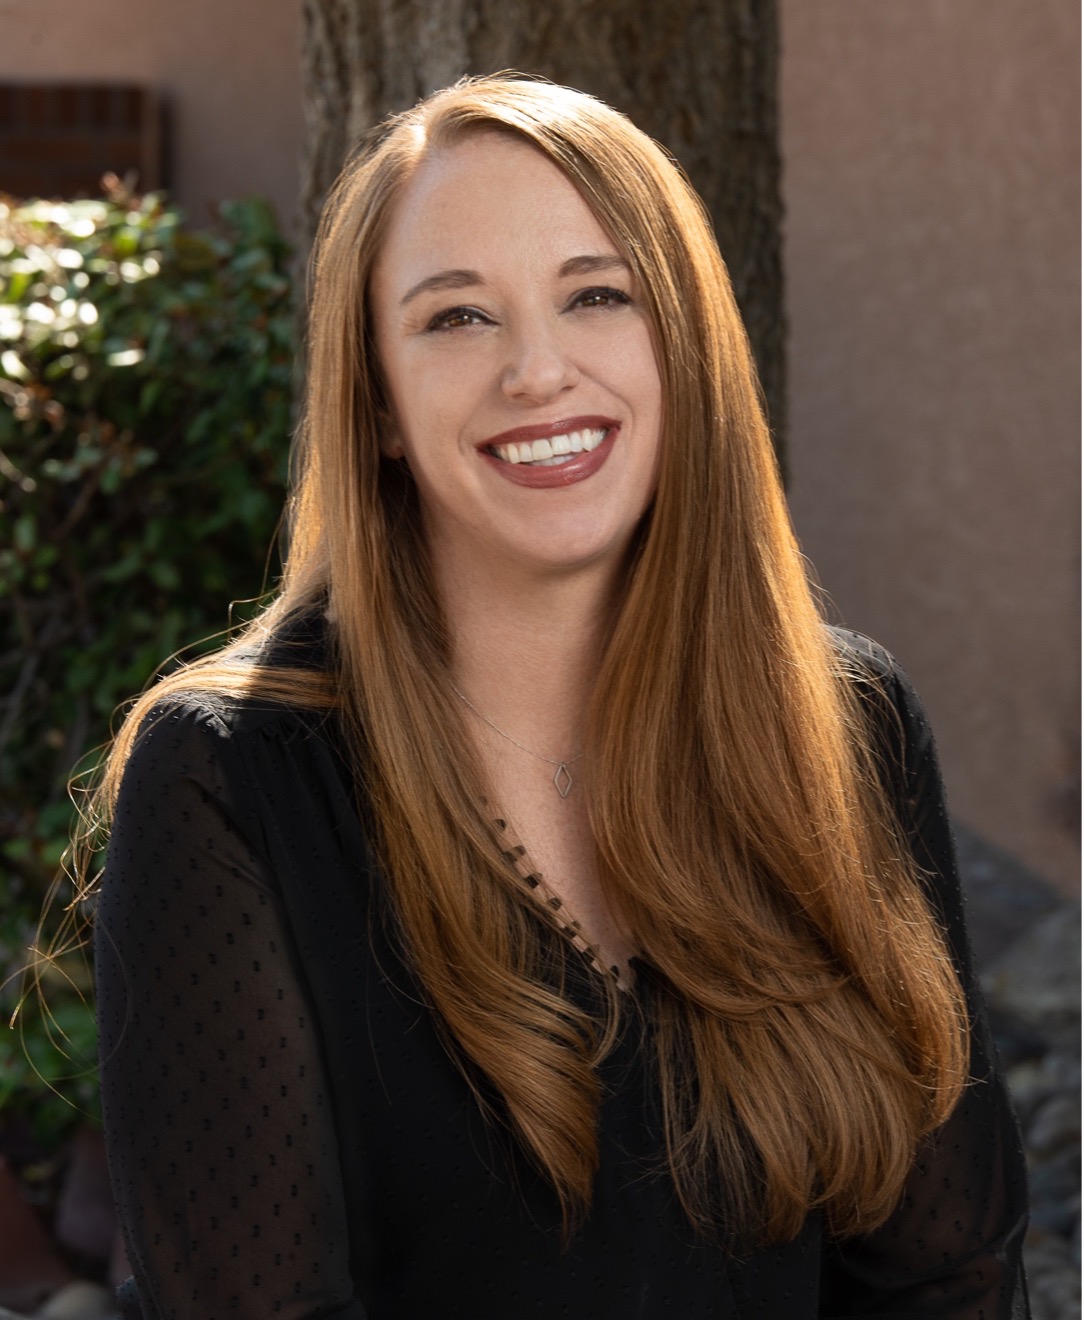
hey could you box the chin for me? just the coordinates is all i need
[525,534,635,578]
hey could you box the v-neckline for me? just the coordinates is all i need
[493,817,638,993]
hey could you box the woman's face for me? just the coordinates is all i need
[369,132,663,583]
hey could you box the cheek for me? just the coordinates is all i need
[632,346,664,455]
[389,370,476,458]
[372,347,466,467]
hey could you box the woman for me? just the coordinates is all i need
[92,76,1029,1317]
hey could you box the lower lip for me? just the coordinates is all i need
[479,427,618,489]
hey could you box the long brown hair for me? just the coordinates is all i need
[88,75,967,1244]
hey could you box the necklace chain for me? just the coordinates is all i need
[450,683,584,799]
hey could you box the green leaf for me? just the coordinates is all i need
[0,188,295,1137]
[13,513,36,552]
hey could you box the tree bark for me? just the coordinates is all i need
[299,0,785,456]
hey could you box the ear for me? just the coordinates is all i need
[378,426,405,461]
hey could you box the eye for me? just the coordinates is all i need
[425,305,491,332]
[568,286,632,311]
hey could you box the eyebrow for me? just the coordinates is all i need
[400,269,482,308]
[398,253,632,308]
[558,253,631,279]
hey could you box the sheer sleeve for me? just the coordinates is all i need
[94,701,368,1319]
[820,635,1030,1318]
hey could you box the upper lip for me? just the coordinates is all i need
[477,415,618,450]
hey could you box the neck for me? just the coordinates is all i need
[434,553,620,759]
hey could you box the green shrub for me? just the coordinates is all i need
[0,184,294,1142]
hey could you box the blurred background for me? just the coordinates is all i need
[2,0,1075,888]
[0,1,1078,1317]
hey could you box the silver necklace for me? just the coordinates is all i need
[450,683,584,799]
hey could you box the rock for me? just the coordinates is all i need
[54,1130,116,1263]
[955,823,1063,967]
[1025,1227,1082,1320]
[987,1008,1051,1067]
[0,1157,72,1313]
[1028,1093,1082,1158]
[959,830,1080,1314]
[981,903,1081,1055]
[32,1281,116,1319]
[1029,1158,1082,1237]
[1006,1050,1082,1113]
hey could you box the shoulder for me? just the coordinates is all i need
[827,624,899,686]
[135,607,339,739]
[115,618,352,849]
[826,625,930,735]
[117,610,347,808]
[824,626,941,812]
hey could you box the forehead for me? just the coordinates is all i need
[371,133,619,295]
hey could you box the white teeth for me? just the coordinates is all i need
[490,427,607,465]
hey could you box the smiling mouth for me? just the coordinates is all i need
[487,427,608,467]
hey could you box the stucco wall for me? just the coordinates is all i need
[0,0,304,231]
[781,0,1080,890]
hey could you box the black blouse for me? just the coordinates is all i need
[94,627,1030,1318]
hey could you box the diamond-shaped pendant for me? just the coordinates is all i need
[553,762,574,798]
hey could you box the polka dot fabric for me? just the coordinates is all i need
[94,626,1030,1318]
[96,702,363,1318]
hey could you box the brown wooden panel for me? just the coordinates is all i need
[0,83,166,199]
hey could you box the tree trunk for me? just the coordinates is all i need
[299,0,785,456]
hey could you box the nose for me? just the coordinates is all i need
[500,321,579,403]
